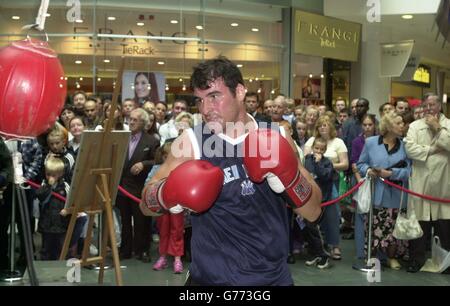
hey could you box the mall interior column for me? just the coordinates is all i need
[351,26,390,117]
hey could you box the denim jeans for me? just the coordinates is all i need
[320,185,341,247]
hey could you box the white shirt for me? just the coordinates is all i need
[158,119,178,145]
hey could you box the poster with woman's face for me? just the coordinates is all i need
[122,71,166,105]
[301,78,321,99]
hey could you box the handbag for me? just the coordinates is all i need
[353,177,371,214]
[392,189,423,240]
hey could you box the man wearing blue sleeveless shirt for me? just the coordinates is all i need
[140,57,322,285]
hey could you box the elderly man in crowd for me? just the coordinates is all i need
[404,93,450,273]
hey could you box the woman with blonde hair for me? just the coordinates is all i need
[357,111,411,269]
[304,115,349,260]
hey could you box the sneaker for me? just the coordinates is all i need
[305,256,321,266]
[317,257,330,269]
[152,234,160,243]
[153,256,168,271]
[173,259,183,274]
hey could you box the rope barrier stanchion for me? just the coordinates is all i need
[379,178,450,204]
[321,178,366,207]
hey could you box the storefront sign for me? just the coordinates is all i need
[413,65,431,85]
[393,54,421,82]
[294,11,361,62]
[122,45,156,56]
[380,40,414,77]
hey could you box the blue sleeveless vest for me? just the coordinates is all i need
[188,122,293,285]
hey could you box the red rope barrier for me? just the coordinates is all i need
[321,179,366,207]
[379,178,450,204]
[118,186,141,204]
[26,179,67,202]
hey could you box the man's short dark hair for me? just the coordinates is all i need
[394,97,408,107]
[339,108,350,115]
[190,56,244,97]
[245,92,259,102]
[357,97,369,107]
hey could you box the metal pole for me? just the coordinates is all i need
[16,186,39,286]
[0,184,22,282]
[352,177,375,272]
[366,178,375,266]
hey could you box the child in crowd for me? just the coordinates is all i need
[302,137,334,269]
[145,140,185,273]
[45,125,75,184]
[36,157,70,260]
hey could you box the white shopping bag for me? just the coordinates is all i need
[353,178,371,214]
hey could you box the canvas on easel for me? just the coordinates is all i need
[59,58,129,286]
[59,130,129,285]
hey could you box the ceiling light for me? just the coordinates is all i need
[137,22,144,26]
[182,84,187,91]
[45,13,51,17]
[196,25,204,30]
[75,19,83,23]
[237,64,243,68]
[309,73,313,78]
[75,60,82,64]
[320,74,324,78]
[12,16,20,20]
[251,28,259,32]
[257,88,261,93]
[64,77,68,80]
[165,84,169,91]
[271,89,275,94]
[231,23,239,27]
[401,15,413,20]
[103,59,110,63]
[170,20,178,24]
[157,61,165,65]
[107,16,116,21]
[79,77,83,81]
[179,78,183,82]
[255,77,259,81]
[97,78,101,82]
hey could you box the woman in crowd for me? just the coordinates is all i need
[145,111,160,142]
[357,112,411,269]
[59,105,76,132]
[304,106,319,139]
[350,114,377,259]
[304,115,348,260]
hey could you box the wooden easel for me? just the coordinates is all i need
[59,59,128,286]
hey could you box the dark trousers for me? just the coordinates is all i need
[117,194,152,256]
[41,232,65,260]
[301,221,328,258]
[409,219,450,264]
[0,184,28,269]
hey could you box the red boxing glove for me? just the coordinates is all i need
[142,160,223,215]
[243,128,312,208]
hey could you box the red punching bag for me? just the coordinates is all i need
[0,38,66,138]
